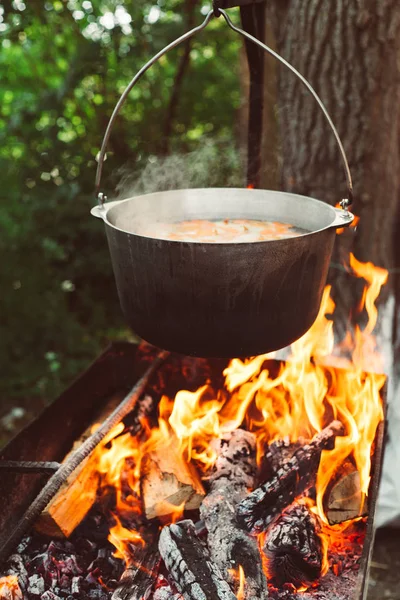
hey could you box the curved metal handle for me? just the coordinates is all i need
[95,11,213,204]
[95,9,353,210]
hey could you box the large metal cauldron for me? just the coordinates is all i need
[92,189,353,357]
[92,9,355,358]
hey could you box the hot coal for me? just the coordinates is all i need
[262,503,323,588]
[1,510,124,600]
[236,421,344,534]
[267,568,361,600]
[152,575,181,600]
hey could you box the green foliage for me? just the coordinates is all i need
[0,0,242,408]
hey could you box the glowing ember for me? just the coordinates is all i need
[0,576,22,600]
[228,565,246,600]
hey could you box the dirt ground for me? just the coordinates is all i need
[368,528,400,599]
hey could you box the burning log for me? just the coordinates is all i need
[35,393,156,538]
[35,394,124,538]
[112,546,160,600]
[200,430,268,600]
[327,466,366,524]
[261,502,323,589]
[141,434,205,520]
[159,520,237,600]
[236,421,344,534]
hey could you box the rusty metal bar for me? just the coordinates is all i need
[0,461,61,475]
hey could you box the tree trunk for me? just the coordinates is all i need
[266,0,400,273]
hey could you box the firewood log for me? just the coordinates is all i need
[159,520,237,600]
[236,421,344,534]
[35,394,155,538]
[112,546,160,600]
[141,435,205,520]
[259,437,303,485]
[327,466,366,524]
[200,430,268,600]
[261,502,323,589]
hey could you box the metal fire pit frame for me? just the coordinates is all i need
[0,343,387,600]
[358,413,386,600]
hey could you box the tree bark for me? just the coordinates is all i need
[267,0,400,264]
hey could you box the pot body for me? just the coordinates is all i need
[92,188,352,357]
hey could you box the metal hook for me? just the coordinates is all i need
[97,192,107,207]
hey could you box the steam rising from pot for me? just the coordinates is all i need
[114,139,246,200]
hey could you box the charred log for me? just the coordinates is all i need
[159,520,237,600]
[200,430,268,600]
[259,437,303,485]
[262,502,323,589]
[236,421,344,534]
[112,546,160,600]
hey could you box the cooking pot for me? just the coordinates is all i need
[92,9,354,358]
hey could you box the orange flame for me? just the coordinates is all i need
[0,576,22,600]
[96,422,143,515]
[94,422,146,560]
[228,565,246,600]
[157,500,186,525]
[350,253,388,340]
[108,514,145,563]
[314,253,387,523]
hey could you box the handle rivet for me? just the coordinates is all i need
[98,192,107,207]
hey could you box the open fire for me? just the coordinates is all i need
[0,253,387,600]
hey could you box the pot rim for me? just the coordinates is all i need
[91,187,354,243]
